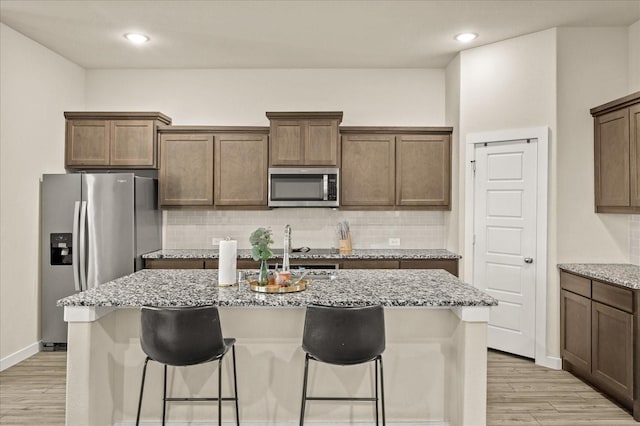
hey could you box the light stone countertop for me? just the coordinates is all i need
[142,248,461,260]
[57,268,496,308]
[558,263,640,290]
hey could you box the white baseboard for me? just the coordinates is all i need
[0,341,40,372]
[536,354,562,370]
[117,422,447,426]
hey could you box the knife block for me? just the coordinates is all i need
[339,237,352,254]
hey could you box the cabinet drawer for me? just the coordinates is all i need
[560,271,591,298]
[145,259,204,269]
[204,260,219,269]
[592,280,633,313]
[342,260,399,269]
[400,259,458,276]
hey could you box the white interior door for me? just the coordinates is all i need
[473,139,537,358]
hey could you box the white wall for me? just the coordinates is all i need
[85,68,448,250]
[629,20,640,92]
[459,28,559,356]
[85,69,444,126]
[445,54,461,252]
[0,23,85,362]
[556,27,630,266]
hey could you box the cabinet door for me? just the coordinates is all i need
[270,120,304,165]
[305,120,339,166]
[159,133,214,205]
[396,134,450,207]
[560,289,591,374]
[592,301,634,402]
[110,120,155,167]
[595,109,630,208]
[214,133,268,206]
[630,104,640,206]
[341,134,395,206]
[66,120,110,166]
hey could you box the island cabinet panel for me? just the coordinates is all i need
[159,133,214,206]
[341,134,396,206]
[267,112,342,166]
[64,112,171,169]
[214,133,268,206]
[66,120,110,166]
[591,91,640,213]
[396,134,450,207]
[560,269,639,419]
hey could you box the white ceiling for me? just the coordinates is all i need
[1,0,639,69]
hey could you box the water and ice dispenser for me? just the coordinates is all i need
[50,233,72,265]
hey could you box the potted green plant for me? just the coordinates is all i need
[249,227,273,285]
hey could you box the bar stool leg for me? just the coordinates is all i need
[218,355,223,426]
[379,355,386,426]
[162,364,168,426]
[232,345,239,426]
[299,354,310,426]
[375,358,380,426]
[135,357,150,426]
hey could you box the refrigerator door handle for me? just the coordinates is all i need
[79,201,88,291]
[72,201,81,292]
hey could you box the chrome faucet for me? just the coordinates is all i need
[283,224,291,272]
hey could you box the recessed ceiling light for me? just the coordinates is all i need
[124,33,149,44]
[455,33,478,43]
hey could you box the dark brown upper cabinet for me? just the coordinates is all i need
[64,112,171,169]
[340,127,452,210]
[591,92,640,213]
[267,112,343,166]
[158,126,269,207]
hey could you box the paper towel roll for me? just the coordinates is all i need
[218,239,237,286]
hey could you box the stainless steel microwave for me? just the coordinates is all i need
[268,168,339,207]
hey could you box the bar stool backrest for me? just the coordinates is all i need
[302,304,385,365]
[140,305,226,366]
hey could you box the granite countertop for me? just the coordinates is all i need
[58,269,496,308]
[143,248,461,260]
[558,263,640,290]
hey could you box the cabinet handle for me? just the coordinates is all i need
[524,257,534,264]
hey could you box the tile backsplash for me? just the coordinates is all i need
[631,215,640,265]
[164,209,445,250]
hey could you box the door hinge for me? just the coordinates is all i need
[473,234,476,245]
[470,160,476,175]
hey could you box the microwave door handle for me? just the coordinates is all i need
[79,201,88,291]
[323,175,328,201]
[71,201,81,292]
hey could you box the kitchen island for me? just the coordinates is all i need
[59,268,496,425]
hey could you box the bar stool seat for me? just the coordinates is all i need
[299,304,386,425]
[135,305,239,426]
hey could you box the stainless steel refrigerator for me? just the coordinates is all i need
[41,173,161,348]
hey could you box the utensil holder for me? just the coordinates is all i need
[339,237,352,254]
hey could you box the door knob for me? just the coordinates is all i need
[524,257,534,264]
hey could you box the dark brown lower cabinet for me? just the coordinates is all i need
[560,289,591,374]
[591,301,634,403]
[145,257,459,276]
[560,270,639,420]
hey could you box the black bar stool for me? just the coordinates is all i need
[299,304,386,425]
[135,305,239,426]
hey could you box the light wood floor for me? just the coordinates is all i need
[0,350,637,425]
